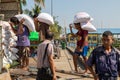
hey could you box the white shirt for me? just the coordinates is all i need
[37,40,54,68]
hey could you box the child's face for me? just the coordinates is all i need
[102,35,114,47]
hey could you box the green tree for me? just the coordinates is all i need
[50,17,63,39]
[23,4,41,17]
[34,0,45,7]
[17,0,45,14]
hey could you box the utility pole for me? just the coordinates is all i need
[51,0,53,16]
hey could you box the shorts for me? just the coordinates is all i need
[17,46,30,59]
[74,46,88,57]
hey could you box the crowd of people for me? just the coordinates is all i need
[3,11,120,80]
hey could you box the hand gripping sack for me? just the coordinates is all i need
[15,14,36,32]
[37,13,54,25]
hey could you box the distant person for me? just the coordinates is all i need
[10,17,30,70]
[36,30,56,80]
[87,31,120,80]
[69,23,89,74]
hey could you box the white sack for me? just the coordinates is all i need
[2,29,11,34]
[11,36,18,41]
[10,48,19,54]
[2,38,9,44]
[2,45,7,50]
[81,22,96,32]
[9,41,17,47]
[8,52,18,60]
[10,30,16,37]
[37,13,54,25]
[1,21,11,30]
[15,14,36,32]
[73,12,93,23]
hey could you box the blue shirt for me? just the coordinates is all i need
[87,46,120,77]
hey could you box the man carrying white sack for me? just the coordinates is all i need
[34,13,54,41]
[69,12,96,75]
[10,17,30,70]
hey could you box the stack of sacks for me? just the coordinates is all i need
[73,12,96,32]
[37,12,54,25]
[1,21,18,68]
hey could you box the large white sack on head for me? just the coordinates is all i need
[15,14,36,32]
[73,12,93,23]
[81,22,96,32]
[37,13,54,25]
[10,48,19,54]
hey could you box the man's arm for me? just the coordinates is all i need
[87,66,98,80]
[69,24,77,37]
[48,54,56,80]
[86,50,98,80]
[18,18,24,34]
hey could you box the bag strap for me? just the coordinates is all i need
[42,43,49,65]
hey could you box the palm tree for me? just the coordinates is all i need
[34,0,45,7]
[50,17,63,39]
[17,0,45,14]
[23,4,41,17]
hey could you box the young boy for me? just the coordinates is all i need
[87,31,120,80]
[69,23,89,73]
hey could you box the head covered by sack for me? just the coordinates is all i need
[37,13,54,25]
[73,12,96,32]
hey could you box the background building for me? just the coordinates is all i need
[0,0,20,21]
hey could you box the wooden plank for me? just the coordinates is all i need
[0,71,11,80]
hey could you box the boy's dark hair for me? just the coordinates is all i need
[45,30,54,40]
[102,31,113,37]
[10,17,19,24]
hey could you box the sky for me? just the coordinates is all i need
[23,0,120,29]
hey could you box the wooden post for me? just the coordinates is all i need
[0,14,4,73]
